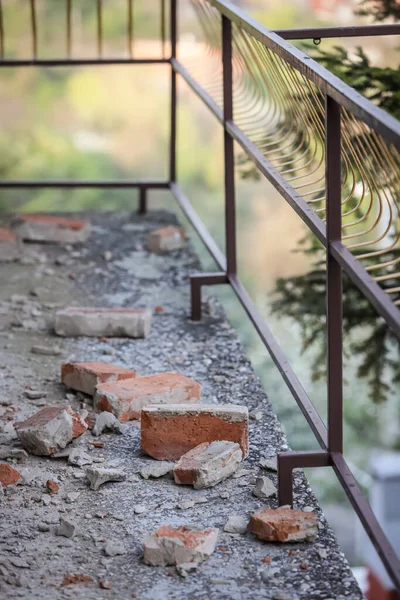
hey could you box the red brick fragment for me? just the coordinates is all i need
[94,372,201,422]
[99,579,112,590]
[247,507,318,543]
[61,574,93,587]
[90,442,104,448]
[0,463,21,487]
[155,305,164,313]
[46,479,59,494]
[61,362,136,396]
[141,404,248,460]
[15,405,88,456]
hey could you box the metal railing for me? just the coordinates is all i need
[0,0,400,591]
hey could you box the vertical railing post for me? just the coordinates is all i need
[325,95,343,454]
[169,0,177,185]
[222,15,236,276]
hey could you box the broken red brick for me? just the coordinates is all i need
[55,307,152,338]
[0,227,21,262]
[141,403,248,460]
[90,441,104,448]
[173,441,243,488]
[61,574,93,587]
[46,479,60,494]
[0,463,21,487]
[94,372,201,422]
[15,405,88,456]
[143,525,218,566]
[13,214,91,244]
[247,507,318,543]
[147,226,185,253]
[61,362,136,396]
[262,555,271,564]
[155,305,164,313]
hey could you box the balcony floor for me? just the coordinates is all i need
[0,210,362,600]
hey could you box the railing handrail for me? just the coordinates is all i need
[208,0,400,149]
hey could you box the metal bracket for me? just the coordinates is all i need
[278,450,331,506]
[190,272,228,321]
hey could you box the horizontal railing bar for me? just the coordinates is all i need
[0,180,169,188]
[0,58,169,67]
[169,182,226,271]
[208,0,400,148]
[228,273,328,449]
[331,241,400,337]
[331,452,400,591]
[275,24,400,40]
[171,58,223,122]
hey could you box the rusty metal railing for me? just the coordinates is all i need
[0,0,400,591]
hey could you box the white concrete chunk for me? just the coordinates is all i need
[55,307,152,338]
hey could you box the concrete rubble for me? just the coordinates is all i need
[92,411,123,436]
[61,361,136,396]
[174,441,243,489]
[141,403,249,460]
[15,405,88,455]
[0,211,362,599]
[253,475,277,498]
[248,507,319,542]
[223,515,248,534]
[55,307,152,338]
[86,466,127,490]
[94,372,201,421]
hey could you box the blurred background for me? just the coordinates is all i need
[0,0,399,578]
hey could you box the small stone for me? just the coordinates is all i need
[61,361,136,396]
[248,507,318,543]
[140,461,174,480]
[46,479,60,494]
[220,491,230,499]
[177,500,195,510]
[316,547,327,559]
[86,467,126,490]
[134,505,147,515]
[260,567,280,582]
[42,494,52,506]
[253,476,277,499]
[273,593,292,600]
[174,441,243,489]
[99,578,113,589]
[176,562,198,577]
[104,541,125,557]
[68,448,93,468]
[65,491,80,504]
[38,522,50,532]
[103,251,112,262]
[0,463,21,487]
[56,517,76,538]
[92,412,123,437]
[260,457,277,472]
[15,405,87,456]
[25,390,47,400]
[249,411,262,421]
[143,525,218,567]
[31,345,61,356]
[223,516,248,534]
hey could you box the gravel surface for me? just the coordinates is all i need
[0,210,363,600]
